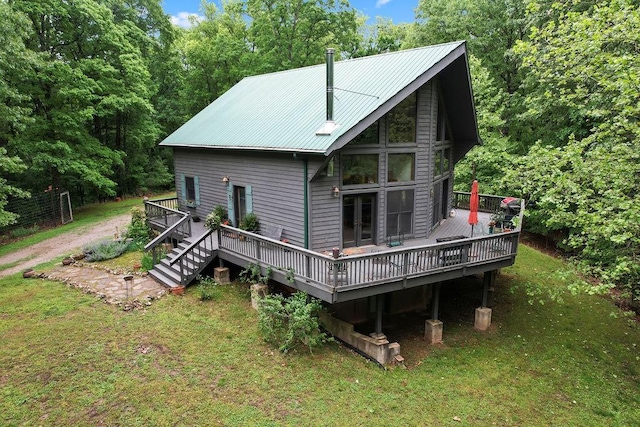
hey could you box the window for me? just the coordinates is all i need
[387,153,415,183]
[434,150,442,177]
[443,148,451,172]
[342,154,379,186]
[388,92,417,144]
[185,177,196,201]
[351,121,379,145]
[436,100,449,141]
[234,186,246,226]
[181,174,200,207]
[387,189,414,236]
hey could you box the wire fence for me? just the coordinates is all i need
[1,189,73,234]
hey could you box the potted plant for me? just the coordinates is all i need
[204,212,222,231]
[240,212,260,233]
[490,211,506,232]
[213,205,228,223]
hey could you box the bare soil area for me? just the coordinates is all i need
[0,214,131,278]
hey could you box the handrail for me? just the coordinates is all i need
[144,213,191,252]
[144,199,185,218]
[453,191,505,213]
[169,228,214,266]
[217,224,520,293]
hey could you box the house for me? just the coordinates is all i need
[148,41,523,364]
[162,41,480,249]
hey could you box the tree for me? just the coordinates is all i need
[246,0,359,72]
[6,0,170,201]
[454,56,514,194]
[177,1,253,115]
[353,17,408,57]
[507,0,640,310]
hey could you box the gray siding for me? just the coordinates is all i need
[309,80,438,251]
[174,149,320,247]
[414,82,434,239]
[174,78,466,252]
[309,156,341,252]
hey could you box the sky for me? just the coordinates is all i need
[162,0,420,28]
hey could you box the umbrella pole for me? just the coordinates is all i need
[471,224,474,237]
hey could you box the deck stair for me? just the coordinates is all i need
[148,231,218,289]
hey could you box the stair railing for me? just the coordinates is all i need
[169,229,217,285]
[144,212,192,266]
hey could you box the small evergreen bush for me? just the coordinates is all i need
[257,292,330,354]
[83,239,131,262]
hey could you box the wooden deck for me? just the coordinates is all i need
[216,207,519,303]
[145,195,523,302]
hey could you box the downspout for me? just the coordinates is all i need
[294,152,310,249]
[303,158,309,249]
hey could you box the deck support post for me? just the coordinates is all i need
[431,282,441,320]
[482,270,496,308]
[375,294,384,335]
[425,283,443,344]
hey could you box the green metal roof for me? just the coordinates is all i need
[161,41,475,155]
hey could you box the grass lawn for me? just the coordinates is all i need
[1,245,639,426]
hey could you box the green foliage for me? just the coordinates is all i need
[239,262,271,286]
[239,212,259,232]
[213,205,228,222]
[125,207,151,247]
[9,225,40,239]
[196,275,221,301]
[140,251,154,272]
[257,292,330,354]
[83,239,131,262]
[507,0,640,311]
[204,212,221,231]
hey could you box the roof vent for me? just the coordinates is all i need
[316,48,339,135]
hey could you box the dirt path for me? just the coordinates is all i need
[0,214,131,278]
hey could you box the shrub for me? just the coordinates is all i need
[140,251,154,271]
[197,275,220,301]
[239,262,270,285]
[83,239,131,262]
[126,207,151,247]
[257,292,330,354]
[9,225,39,239]
[204,212,221,231]
[240,212,259,232]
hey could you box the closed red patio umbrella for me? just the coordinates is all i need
[468,180,479,236]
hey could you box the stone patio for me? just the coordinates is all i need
[42,263,167,309]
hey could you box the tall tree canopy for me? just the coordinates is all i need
[506,0,640,308]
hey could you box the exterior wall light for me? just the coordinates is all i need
[222,176,230,184]
[332,186,340,198]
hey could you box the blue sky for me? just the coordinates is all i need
[162,0,419,28]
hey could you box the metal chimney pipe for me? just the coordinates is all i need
[326,48,334,122]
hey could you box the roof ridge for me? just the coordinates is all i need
[242,40,465,81]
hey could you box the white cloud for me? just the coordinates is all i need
[375,0,392,8]
[170,12,203,28]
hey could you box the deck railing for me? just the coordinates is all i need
[169,229,217,285]
[144,199,192,265]
[218,225,519,296]
[453,191,504,213]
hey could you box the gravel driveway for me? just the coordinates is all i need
[0,213,132,278]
